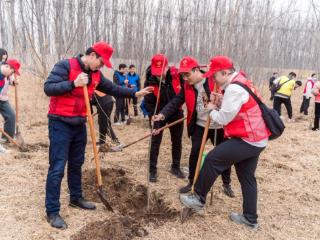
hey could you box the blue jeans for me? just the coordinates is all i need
[45,119,87,216]
[0,100,16,138]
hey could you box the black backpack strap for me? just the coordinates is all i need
[232,82,263,106]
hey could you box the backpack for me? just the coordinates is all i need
[270,78,291,96]
[233,82,285,140]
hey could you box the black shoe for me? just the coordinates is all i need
[47,213,67,229]
[179,182,192,194]
[223,184,235,198]
[170,167,186,179]
[69,197,96,210]
[149,172,157,182]
[230,212,258,230]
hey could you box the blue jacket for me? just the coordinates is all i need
[113,71,127,87]
[127,73,141,92]
[44,55,136,125]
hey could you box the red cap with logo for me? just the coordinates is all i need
[151,54,168,76]
[91,41,113,68]
[202,56,233,78]
[6,59,21,76]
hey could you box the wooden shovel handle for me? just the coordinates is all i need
[123,117,187,149]
[14,84,19,125]
[83,86,103,187]
[192,83,217,192]
[0,128,21,148]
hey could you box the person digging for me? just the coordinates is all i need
[179,56,270,230]
[44,41,153,229]
[153,56,234,198]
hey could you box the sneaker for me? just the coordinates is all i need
[47,213,68,229]
[288,118,295,123]
[279,115,285,121]
[312,127,320,131]
[121,121,127,125]
[179,182,192,194]
[223,184,235,198]
[170,167,186,179]
[180,192,204,211]
[114,122,121,126]
[0,144,7,154]
[69,197,96,210]
[229,212,259,230]
[149,172,157,182]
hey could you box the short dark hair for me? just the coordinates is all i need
[295,80,302,86]
[129,64,135,69]
[311,73,317,77]
[273,72,278,75]
[85,47,100,57]
[119,64,127,70]
[0,48,8,62]
[289,72,296,78]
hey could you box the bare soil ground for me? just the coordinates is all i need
[0,73,319,240]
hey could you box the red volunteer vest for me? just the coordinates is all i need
[184,76,217,125]
[303,79,315,94]
[224,74,271,142]
[48,58,101,117]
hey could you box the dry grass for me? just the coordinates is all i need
[0,73,319,240]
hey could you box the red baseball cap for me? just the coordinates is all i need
[202,56,233,78]
[151,54,168,76]
[91,41,113,68]
[6,59,21,76]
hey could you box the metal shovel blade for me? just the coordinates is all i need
[97,186,113,212]
[15,129,25,148]
[126,117,132,125]
[180,207,192,223]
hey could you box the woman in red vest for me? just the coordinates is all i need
[44,41,153,229]
[180,56,270,230]
[311,80,320,130]
[153,56,234,197]
[144,54,185,182]
[300,74,317,116]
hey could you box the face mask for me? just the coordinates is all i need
[312,77,317,81]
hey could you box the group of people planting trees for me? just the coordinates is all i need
[1,42,319,231]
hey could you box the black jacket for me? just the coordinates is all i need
[160,78,212,137]
[44,55,135,125]
[144,66,183,127]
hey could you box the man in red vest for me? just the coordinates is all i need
[44,41,153,229]
[144,54,185,182]
[153,56,234,197]
[179,56,270,230]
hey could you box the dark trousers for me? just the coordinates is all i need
[129,97,138,116]
[97,101,118,143]
[314,102,320,129]
[273,96,292,119]
[189,125,231,186]
[114,97,125,122]
[0,100,16,138]
[300,96,311,115]
[45,119,87,215]
[149,120,183,173]
[194,138,264,224]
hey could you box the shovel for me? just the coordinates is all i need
[108,117,187,152]
[83,85,113,212]
[0,128,26,151]
[14,84,25,147]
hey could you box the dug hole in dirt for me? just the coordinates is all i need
[71,168,179,240]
